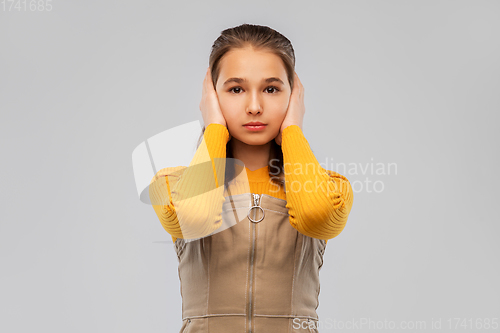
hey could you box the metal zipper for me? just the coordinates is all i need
[247,193,261,332]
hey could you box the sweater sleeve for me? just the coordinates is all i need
[281,125,354,240]
[149,123,230,243]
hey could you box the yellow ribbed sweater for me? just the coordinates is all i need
[149,123,354,245]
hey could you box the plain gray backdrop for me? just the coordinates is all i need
[1,0,499,332]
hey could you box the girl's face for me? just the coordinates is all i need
[215,47,292,146]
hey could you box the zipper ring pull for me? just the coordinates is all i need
[248,206,264,222]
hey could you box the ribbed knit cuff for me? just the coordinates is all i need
[281,125,319,167]
[204,123,230,159]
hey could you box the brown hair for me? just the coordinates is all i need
[197,23,296,190]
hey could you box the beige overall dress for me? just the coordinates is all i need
[173,192,326,333]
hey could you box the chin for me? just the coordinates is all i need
[238,136,271,146]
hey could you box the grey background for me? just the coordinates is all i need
[1,0,499,332]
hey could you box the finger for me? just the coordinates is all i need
[295,73,304,95]
[293,71,300,92]
[295,72,302,89]
[206,68,215,92]
[208,68,214,85]
[203,70,209,92]
[204,68,211,86]
[295,72,302,86]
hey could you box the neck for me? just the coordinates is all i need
[230,138,271,171]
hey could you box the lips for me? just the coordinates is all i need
[243,123,267,131]
[244,122,266,126]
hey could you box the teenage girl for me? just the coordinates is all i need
[149,23,354,333]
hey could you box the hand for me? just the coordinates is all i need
[199,67,231,140]
[274,71,305,146]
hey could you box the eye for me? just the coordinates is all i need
[266,86,280,93]
[229,87,243,94]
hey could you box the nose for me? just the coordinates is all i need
[246,93,263,115]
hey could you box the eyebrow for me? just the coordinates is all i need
[222,77,285,86]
